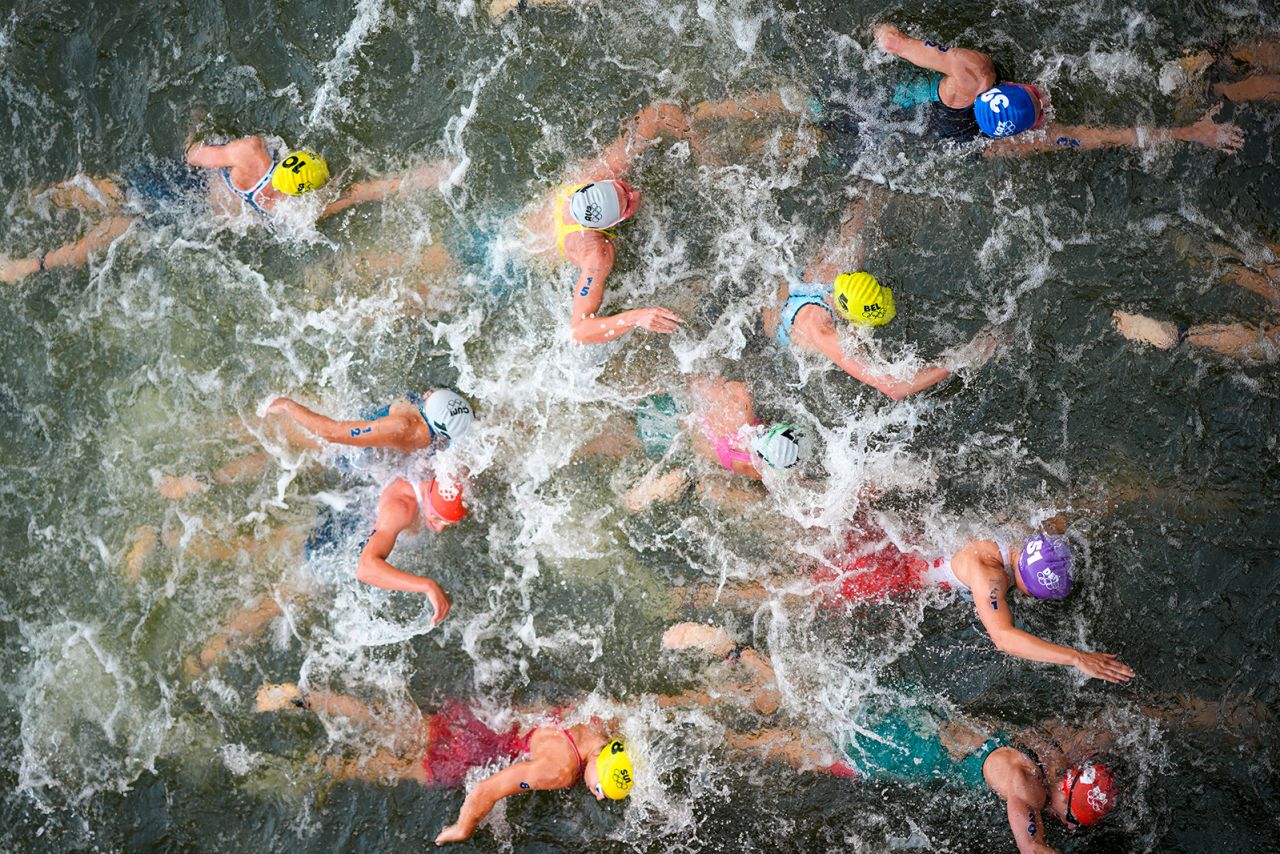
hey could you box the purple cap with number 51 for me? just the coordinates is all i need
[1017,534,1074,600]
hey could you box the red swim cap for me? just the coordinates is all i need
[428,479,467,524]
[1062,762,1116,827]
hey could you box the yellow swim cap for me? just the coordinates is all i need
[833,272,895,327]
[596,739,634,800]
[271,149,330,196]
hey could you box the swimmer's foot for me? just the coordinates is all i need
[434,823,470,845]
[947,328,1002,371]
[123,526,158,583]
[486,0,528,18]
[661,622,735,657]
[157,474,210,500]
[255,683,305,713]
[1112,310,1182,349]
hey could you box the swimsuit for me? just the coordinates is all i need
[922,539,1014,602]
[775,278,834,347]
[361,392,435,437]
[556,185,617,258]
[303,501,370,561]
[121,161,209,224]
[634,393,682,459]
[220,163,275,218]
[701,418,761,471]
[814,538,929,605]
[835,700,1008,790]
[420,701,533,788]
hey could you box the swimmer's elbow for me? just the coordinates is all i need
[355,554,385,586]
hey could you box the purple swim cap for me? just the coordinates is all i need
[974,85,1039,138]
[1017,535,1073,600]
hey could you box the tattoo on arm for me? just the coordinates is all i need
[1056,136,1081,148]
[519,781,530,789]
[923,40,949,51]
[989,587,999,611]
[349,426,372,437]
[1026,809,1038,836]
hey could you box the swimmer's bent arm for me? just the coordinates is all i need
[435,758,563,845]
[874,24,991,79]
[569,250,682,343]
[1005,795,1057,854]
[267,398,415,448]
[185,137,265,169]
[357,494,451,625]
[974,586,1134,683]
[804,325,949,400]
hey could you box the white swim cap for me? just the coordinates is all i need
[423,389,474,444]
[751,423,804,469]
[569,181,624,229]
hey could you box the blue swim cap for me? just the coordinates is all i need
[973,85,1038,138]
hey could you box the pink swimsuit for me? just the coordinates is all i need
[702,418,761,471]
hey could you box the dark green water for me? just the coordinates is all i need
[1,0,1278,851]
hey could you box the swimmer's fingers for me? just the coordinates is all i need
[425,581,452,626]
[1077,651,1136,683]
[632,307,684,333]
[1218,122,1246,153]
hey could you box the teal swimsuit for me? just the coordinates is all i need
[633,393,683,459]
[841,703,1007,790]
[775,280,833,347]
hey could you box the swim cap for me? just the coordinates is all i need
[422,389,474,444]
[1017,534,1073,600]
[833,272,895,327]
[751,423,804,469]
[427,478,467,524]
[596,739,634,800]
[271,149,331,195]
[1063,762,1116,827]
[569,182,624,229]
[974,86,1039,138]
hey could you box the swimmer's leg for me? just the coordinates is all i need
[723,728,832,770]
[2,214,135,284]
[1111,310,1183,350]
[38,176,126,212]
[1230,40,1280,71]
[576,414,644,461]
[123,525,159,583]
[186,595,286,677]
[679,580,773,609]
[623,467,692,512]
[488,0,573,18]
[1184,322,1280,359]
[258,684,424,750]
[320,746,429,785]
[1213,74,1280,103]
[689,93,795,125]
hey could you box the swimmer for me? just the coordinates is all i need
[153,473,470,675]
[666,626,1123,850]
[252,682,635,846]
[872,23,1244,156]
[620,374,808,511]
[523,104,691,343]
[355,476,468,621]
[156,388,476,500]
[1111,310,1280,360]
[695,531,1135,684]
[1,137,454,284]
[761,201,998,400]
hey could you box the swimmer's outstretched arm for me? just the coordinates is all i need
[434,756,564,845]
[975,583,1135,683]
[569,247,683,343]
[265,397,416,448]
[318,159,456,220]
[986,104,1244,156]
[357,485,451,625]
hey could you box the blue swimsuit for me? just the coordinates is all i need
[775,279,834,347]
[220,164,275,218]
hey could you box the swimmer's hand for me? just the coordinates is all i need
[631,103,692,142]
[1175,103,1245,153]
[424,580,452,626]
[874,23,906,56]
[1073,651,1136,684]
[435,822,469,845]
[265,397,296,416]
[627,306,684,334]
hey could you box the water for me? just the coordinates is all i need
[1,1,1278,851]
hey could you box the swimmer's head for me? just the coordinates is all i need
[1016,534,1073,600]
[586,739,634,801]
[423,389,474,446]
[751,423,805,470]
[1055,762,1116,828]
[569,180,638,229]
[271,149,331,195]
[974,84,1046,138]
[833,272,895,327]
[426,478,467,526]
